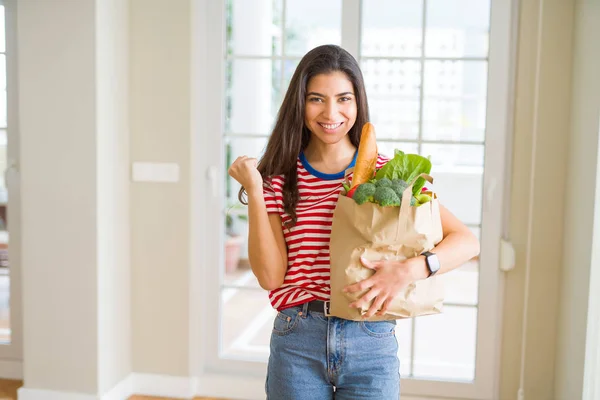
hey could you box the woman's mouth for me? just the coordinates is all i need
[318,122,344,133]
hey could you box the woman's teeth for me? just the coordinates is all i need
[320,122,342,130]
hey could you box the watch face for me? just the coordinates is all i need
[426,253,441,275]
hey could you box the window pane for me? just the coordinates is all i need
[0,55,5,90]
[423,143,484,168]
[413,306,477,381]
[426,146,483,225]
[225,137,268,203]
[362,0,423,57]
[227,0,283,57]
[0,7,4,54]
[220,287,275,361]
[396,318,412,377]
[424,61,488,98]
[436,260,479,306]
[377,141,419,159]
[425,0,491,58]
[226,59,281,134]
[285,0,342,56]
[362,59,421,140]
[225,138,268,277]
[0,91,5,129]
[279,58,300,104]
[423,61,488,142]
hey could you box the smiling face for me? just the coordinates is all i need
[304,71,358,146]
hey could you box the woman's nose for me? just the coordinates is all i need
[322,101,339,119]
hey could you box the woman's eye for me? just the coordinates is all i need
[308,97,324,103]
[339,97,352,102]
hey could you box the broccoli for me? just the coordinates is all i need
[352,182,377,205]
[390,181,409,199]
[375,177,392,187]
[373,186,401,207]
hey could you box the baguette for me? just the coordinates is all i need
[350,122,378,189]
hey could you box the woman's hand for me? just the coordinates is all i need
[228,156,263,195]
[343,256,429,318]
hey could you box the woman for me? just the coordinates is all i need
[228,44,480,400]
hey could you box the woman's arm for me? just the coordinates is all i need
[246,188,288,290]
[409,203,481,279]
[344,204,480,317]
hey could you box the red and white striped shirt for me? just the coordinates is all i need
[263,152,389,310]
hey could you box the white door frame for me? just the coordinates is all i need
[0,0,23,379]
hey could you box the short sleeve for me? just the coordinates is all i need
[263,177,283,215]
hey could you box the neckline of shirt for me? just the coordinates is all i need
[299,150,358,180]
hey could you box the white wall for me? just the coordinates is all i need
[18,0,99,392]
[555,0,600,399]
[18,0,130,395]
[129,0,191,376]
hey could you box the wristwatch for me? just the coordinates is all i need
[421,251,440,277]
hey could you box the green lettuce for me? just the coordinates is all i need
[374,150,432,196]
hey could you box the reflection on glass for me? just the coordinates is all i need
[413,306,478,381]
[362,0,423,57]
[285,0,342,56]
[426,0,491,58]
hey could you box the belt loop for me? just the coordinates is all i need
[301,302,309,317]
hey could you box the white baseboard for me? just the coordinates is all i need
[100,374,134,400]
[17,388,97,400]
[0,359,22,380]
[16,373,194,400]
[17,375,134,400]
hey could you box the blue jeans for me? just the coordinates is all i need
[266,302,400,399]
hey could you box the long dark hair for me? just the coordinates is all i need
[239,44,370,224]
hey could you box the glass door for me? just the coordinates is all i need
[202,1,513,398]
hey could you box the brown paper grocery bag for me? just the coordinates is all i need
[329,174,444,321]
